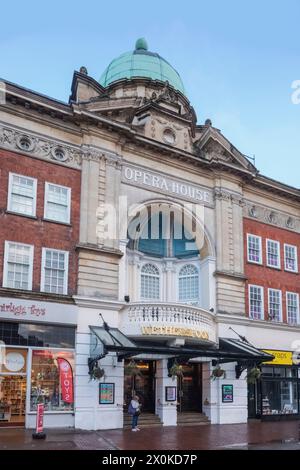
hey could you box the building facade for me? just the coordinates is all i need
[0,38,299,430]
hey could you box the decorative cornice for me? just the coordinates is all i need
[214,188,244,206]
[76,243,124,257]
[243,200,300,233]
[72,295,125,310]
[216,312,300,332]
[214,270,247,281]
[0,287,75,304]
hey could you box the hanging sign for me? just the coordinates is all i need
[57,358,74,404]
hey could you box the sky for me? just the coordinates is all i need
[1,0,299,188]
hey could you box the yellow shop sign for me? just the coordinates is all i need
[263,350,293,365]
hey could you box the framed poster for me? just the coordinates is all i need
[165,386,177,402]
[222,384,233,403]
[99,383,115,404]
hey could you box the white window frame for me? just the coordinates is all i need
[284,244,298,273]
[7,172,37,217]
[140,262,161,301]
[268,288,282,322]
[286,292,300,325]
[266,239,281,269]
[247,234,262,264]
[3,241,34,290]
[40,248,69,295]
[248,284,264,320]
[178,264,199,304]
[44,182,71,224]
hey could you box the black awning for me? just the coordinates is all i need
[89,326,274,363]
[218,338,274,363]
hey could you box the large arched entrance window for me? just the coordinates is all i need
[141,263,160,300]
[126,204,215,308]
[178,264,199,303]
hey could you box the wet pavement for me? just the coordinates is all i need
[1,421,300,450]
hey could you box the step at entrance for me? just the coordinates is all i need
[177,412,210,426]
[124,412,163,429]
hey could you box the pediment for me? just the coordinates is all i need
[194,127,257,173]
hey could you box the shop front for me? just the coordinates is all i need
[0,297,77,428]
[248,350,300,420]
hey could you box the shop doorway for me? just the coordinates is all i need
[124,360,156,412]
[177,363,202,412]
[0,375,27,427]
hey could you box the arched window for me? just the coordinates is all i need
[141,263,160,300]
[179,264,199,303]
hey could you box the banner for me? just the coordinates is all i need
[57,358,74,404]
[36,403,44,434]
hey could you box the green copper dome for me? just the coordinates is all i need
[99,38,185,94]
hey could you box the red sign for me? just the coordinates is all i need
[36,404,44,434]
[57,358,74,404]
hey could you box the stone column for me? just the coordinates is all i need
[80,153,101,245]
[155,359,177,426]
[103,153,122,250]
[119,239,129,301]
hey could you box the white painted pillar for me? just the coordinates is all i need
[155,359,177,426]
[200,256,216,311]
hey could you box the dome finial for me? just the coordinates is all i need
[135,38,148,51]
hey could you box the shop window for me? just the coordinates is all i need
[266,239,281,269]
[3,241,34,290]
[249,285,264,320]
[262,380,298,416]
[0,322,75,348]
[268,288,282,322]
[41,248,69,295]
[30,350,74,412]
[44,183,71,224]
[284,244,298,273]
[178,264,199,303]
[141,263,160,300]
[247,234,262,264]
[286,292,299,325]
[7,173,37,216]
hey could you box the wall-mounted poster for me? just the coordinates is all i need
[222,384,233,403]
[99,383,115,404]
[165,386,177,402]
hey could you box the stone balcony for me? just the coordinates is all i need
[119,302,217,345]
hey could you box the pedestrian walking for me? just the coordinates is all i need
[128,394,141,431]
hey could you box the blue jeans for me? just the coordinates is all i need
[132,413,139,429]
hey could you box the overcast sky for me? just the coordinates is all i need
[1,0,299,187]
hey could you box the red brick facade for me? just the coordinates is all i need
[244,217,300,323]
[0,149,80,295]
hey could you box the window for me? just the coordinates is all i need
[3,241,34,290]
[179,264,199,303]
[247,234,262,264]
[249,285,264,320]
[0,321,76,348]
[266,239,280,269]
[268,288,282,322]
[141,263,160,300]
[41,248,69,295]
[284,244,298,272]
[44,183,71,223]
[8,173,37,216]
[286,292,299,325]
[30,350,74,412]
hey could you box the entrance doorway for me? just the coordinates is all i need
[177,363,202,412]
[0,375,26,426]
[124,360,156,412]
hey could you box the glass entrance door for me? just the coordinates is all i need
[0,375,27,426]
[177,363,202,412]
[124,360,156,412]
